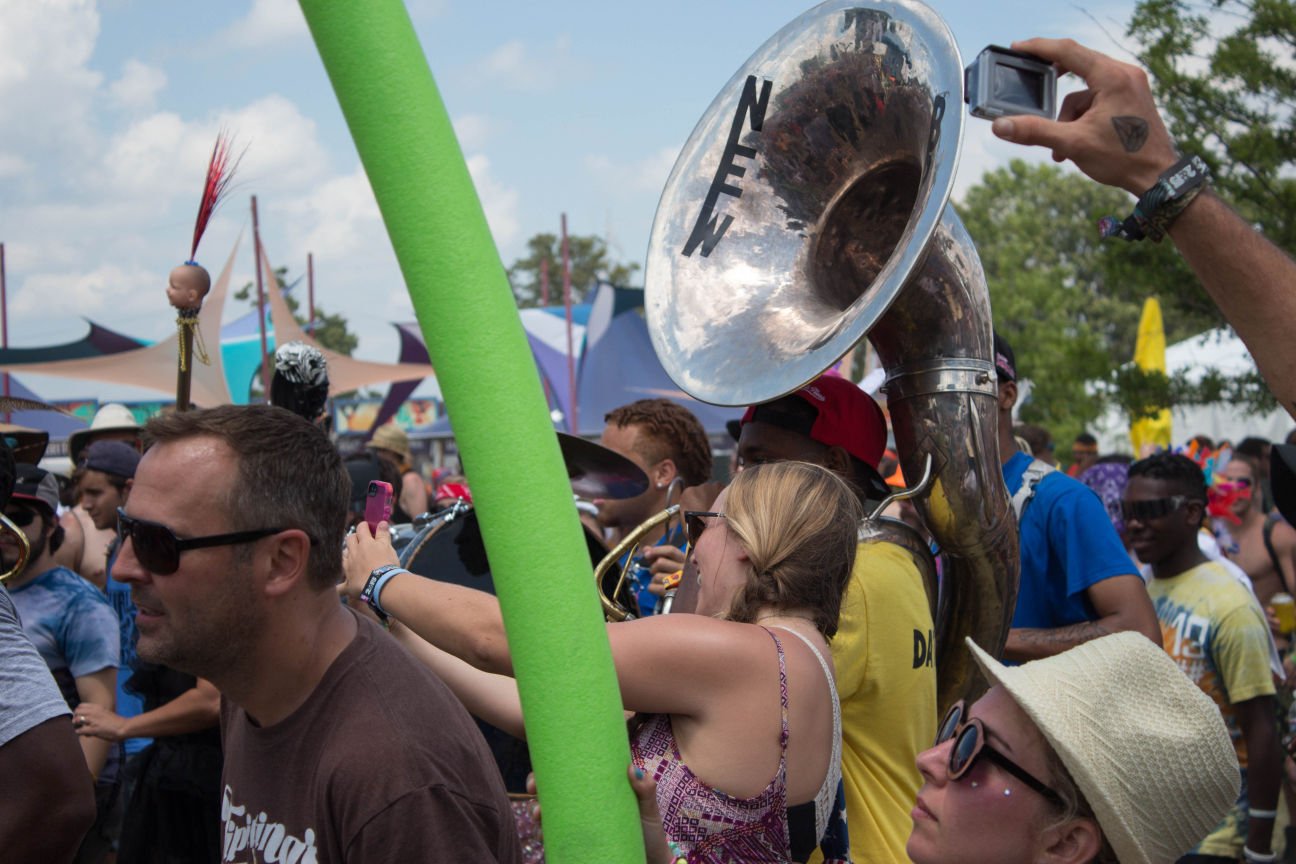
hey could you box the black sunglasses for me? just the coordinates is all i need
[683,511,725,548]
[116,507,288,575]
[1120,495,1195,523]
[936,700,1064,807]
[3,507,37,528]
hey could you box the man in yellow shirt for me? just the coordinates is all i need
[735,374,936,864]
[1126,452,1280,862]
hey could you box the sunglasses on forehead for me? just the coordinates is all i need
[936,700,1064,807]
[116,507,291,575]
[1119,495,1198,523]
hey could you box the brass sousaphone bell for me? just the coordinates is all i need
[645,0,1019,708]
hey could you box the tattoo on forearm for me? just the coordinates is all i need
[1112,116,1149,153]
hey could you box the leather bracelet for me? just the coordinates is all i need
[1100,154,1210,242]
[359,564,406,621]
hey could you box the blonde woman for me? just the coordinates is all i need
[342,461,862,862]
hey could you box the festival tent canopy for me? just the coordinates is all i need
[418,283,741,439]
[0,235,439,411]
[0,322,144,365]
[0,237,241,406]
[257,242,436,397]
[1092,327,1295,453]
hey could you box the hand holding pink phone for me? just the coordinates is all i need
[364,480,394,532]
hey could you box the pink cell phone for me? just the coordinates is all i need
[364,480,394,532]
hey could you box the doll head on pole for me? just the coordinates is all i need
[169,132,242,311]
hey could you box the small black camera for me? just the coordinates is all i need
[965,45,1057,121]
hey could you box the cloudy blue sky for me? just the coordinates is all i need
[0,0,1138,400]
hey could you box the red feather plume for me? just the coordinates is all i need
[188,132,243,262]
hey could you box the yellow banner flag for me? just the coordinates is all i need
[1131,296,1173,455]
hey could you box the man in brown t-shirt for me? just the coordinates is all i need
[113,405,520,863]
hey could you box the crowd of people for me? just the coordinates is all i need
[3,32,1296,864]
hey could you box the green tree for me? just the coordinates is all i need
[507,233,640,307]
[233,266,358,356]
[1129,0,1296,251]
[956,160,1233,445]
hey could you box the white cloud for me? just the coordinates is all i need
[0,0,102,166]
[0,152,28,179]
[585,146,679,194]
[472,35,576,92]
[279,166,383,261]
[221,0,309,50]
[12,262,160,320]
[96,95,328,212]
[109,60,167,113]
[452,114,493,152]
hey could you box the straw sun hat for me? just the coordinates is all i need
[967,632,1239,864]
[367,424,412,464]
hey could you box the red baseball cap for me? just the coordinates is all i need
[741,373,891,497]
[741,374,888,469]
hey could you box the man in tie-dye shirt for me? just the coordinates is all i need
[1126,452,1280,863]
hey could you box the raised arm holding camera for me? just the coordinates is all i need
[988,37,1296,420]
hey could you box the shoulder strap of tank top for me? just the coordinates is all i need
[760,627,791,749]
[1264,514,1292,594]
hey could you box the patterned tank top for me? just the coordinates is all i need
[630,627,841,863]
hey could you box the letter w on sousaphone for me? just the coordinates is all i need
[644,0,1018,709]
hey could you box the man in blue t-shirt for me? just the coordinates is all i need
[993,333,1160,661]
[72,441,152,761]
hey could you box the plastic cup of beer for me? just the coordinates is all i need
[1272,592,1296,635]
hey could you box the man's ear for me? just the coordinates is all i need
[653,458,679,490]
[997,380,1018,412]
[261,529,313,599]
[1038,816,1102,864]
[122,478,133,504]
[1185,496,1206,530]
[823,445,854,481]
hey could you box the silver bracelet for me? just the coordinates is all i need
[1244,846,1277,863]
[1248,808,1277,819]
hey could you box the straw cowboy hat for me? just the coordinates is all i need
[69,403,141,465]
[367,423,412,464]
[967,632,1239,864]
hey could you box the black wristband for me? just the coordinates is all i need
[359,564,405,622]
[1100,155,1210,242]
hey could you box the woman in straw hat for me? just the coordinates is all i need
[343,460,861,862]
[908,631,1239,864]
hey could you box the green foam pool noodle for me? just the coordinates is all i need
[297,2,643,861]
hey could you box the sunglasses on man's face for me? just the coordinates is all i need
[683,511,725,548]
[3,507,37,528]
[1119,495,1195,524]
[935,700,1064,807]
[116,508,288,575]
